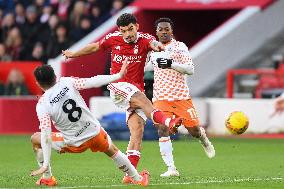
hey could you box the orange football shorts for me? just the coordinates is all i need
[51,128,110,153]
[153,99,200,128]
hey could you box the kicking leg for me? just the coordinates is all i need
[130,92,182,133]
[157,124,179,177]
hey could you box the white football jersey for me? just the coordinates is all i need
[36,77,100,147]
[148,39,192,102]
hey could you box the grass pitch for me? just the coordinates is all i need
[0,135,283,188]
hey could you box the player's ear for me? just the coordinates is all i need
[136,23,139,31]
[35,81,43,91]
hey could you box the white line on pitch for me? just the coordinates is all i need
[1,177,283,189]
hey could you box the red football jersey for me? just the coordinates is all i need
[99,31,155,91]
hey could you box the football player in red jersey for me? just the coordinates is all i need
[62,13,183,183]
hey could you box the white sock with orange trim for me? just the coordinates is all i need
[35,148,52,179]
[111,150,142,181]
[159,136,176,170]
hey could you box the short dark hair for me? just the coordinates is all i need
[155,17,174,30]
[34,65,56,87]
[116,13,137,27]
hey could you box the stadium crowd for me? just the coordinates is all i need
[0,0,133,63]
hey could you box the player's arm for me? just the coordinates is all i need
[157,43,194,75]
[149,40,165,52]
[72,59,128,90]
[30,113,52,176]
[62,42,100,59]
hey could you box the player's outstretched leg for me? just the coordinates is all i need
[30,132,57,186]
[130,92,183,132]
[106,144,149,186]
[186,127,215,158]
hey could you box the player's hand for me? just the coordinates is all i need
[119,58,129,77]
[62,49,74,60]
[30,166,48,177]
[157,58,173,69]
[150,41,165,52]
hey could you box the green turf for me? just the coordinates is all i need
[0,135,283,188]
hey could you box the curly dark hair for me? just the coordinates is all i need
[155,17,174,29]
[34,65,56,87]
[116,13,137,27]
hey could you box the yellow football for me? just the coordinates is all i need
[225,111,249,135]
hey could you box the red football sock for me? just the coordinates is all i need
[127,150,141,168]
[151,109,170,126]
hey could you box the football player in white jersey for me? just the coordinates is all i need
[146,18,215,177]
[30,60,149,187]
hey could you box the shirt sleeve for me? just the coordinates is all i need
[169,42,194,75]
[63,73,122,90]
[141,33,156,51]
[36,101,52,168]
[99,34,113,51]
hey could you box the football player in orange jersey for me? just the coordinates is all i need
[146,18,215,177]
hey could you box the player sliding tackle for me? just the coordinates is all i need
[30,60,149,187]
[146,18,215,177]
[62,13,183,184]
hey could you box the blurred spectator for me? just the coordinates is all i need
[70,16,92,41]
[5,27,24,60]
[20,5,42,55]
[4,69,29,96]
[1,13,16,42]
[34,0,48,15]
[56,0,71,21]
[25,42,48,63]
[90,4,106,29]
[69,1,86,28]
[40,14,59,47]
[40,5,53,24]
[0,43,12,61]
[14,3,25,25]
[46,23,72,58]
[110,0,124,16]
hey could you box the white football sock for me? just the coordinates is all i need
[177,125,189,135]
[199,127,209,145]
[159,136,176,169]
[35,148,52,179]
[111,150,142,181]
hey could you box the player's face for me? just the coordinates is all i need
[156,22,173,44]
[118,23,139,43]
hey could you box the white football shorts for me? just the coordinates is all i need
[107,82,147,122]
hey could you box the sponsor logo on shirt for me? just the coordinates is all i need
[115,46,121,50]
[75,121,91,137]
[113,54,142,63]
[134,45,139,54]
